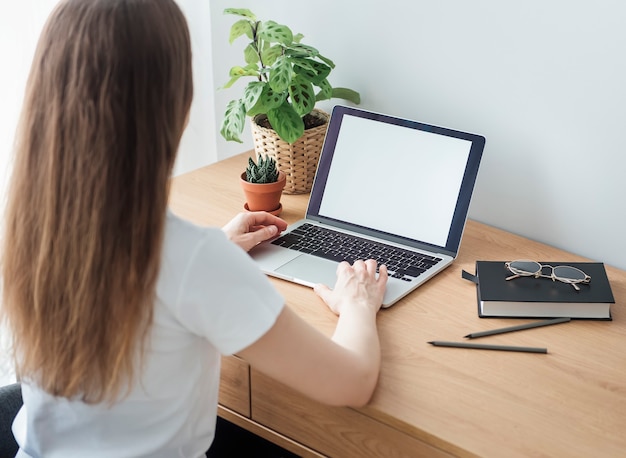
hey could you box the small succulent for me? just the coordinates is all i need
[245,155,280,183]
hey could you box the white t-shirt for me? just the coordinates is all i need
[12,212,284,457]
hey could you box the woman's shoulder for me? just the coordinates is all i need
[161,211,256,277]
[164,211,225,249]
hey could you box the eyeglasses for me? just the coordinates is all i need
[505,260,591,291]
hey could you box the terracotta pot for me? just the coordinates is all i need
[240,171,286,216]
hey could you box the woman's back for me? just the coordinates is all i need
[14,214,283,457]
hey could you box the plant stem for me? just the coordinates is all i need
[250,21,268,83]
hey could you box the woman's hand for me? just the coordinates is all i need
[314,259,388,316]
[222,211,288,252]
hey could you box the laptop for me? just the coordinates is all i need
[249,105,486,307]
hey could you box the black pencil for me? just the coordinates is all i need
[464,317,571,339]
[428,341,548,354]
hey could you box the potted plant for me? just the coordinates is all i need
[220,8,360,194]
[240,154,286,216]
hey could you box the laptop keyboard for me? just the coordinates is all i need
[271,223,442,281]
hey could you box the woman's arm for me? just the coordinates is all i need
[222,211,388,406]
[238,259,388,407]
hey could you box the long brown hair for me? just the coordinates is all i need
[1,0,193,403]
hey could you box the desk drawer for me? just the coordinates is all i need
[219,355,250,417]
[250,369,453,458]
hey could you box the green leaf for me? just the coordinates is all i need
[258,21,293,46]
[289,75,316,117]
[268,102,304,144]
[222,64,258,89]
[269,55,293,93]
[224,8,256,20]
[293,58,331,84]
[228,65,258,78]
[220,76,240,90]
[331,87,361,104]
[229,19,253,44]
[246,157,256,182]
[247,86,286,117]
[293,33,304,44]
[286,43,319,58]
[291,58,315,73]
[261,44,283,67]
[243,44,259,64]
[314,79,332,101]
[242,81,266,111]
[220,99,246,143]
[317,54,336,69]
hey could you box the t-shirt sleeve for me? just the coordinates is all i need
[172,229,285,355]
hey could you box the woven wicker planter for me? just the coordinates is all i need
[251,109,329,194]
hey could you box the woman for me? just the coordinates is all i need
[1,0,388,457]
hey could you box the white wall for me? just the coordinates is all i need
[173,0,218,175]
[208,0,626,270]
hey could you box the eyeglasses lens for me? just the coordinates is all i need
[553,266,586,281]
[509,261,541,275]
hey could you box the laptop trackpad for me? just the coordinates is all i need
[276,255,338,288]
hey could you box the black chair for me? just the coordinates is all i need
[0,382,22,458]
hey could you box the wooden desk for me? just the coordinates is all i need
[170,152,626,458]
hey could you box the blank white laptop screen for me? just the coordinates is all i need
[317,115,472,247]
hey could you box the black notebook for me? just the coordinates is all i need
[465,261,615,320]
